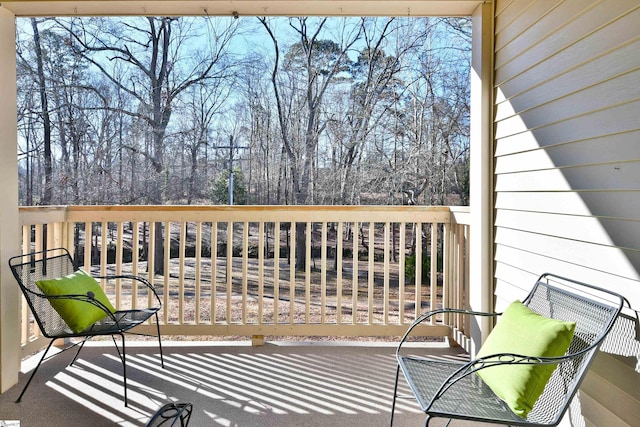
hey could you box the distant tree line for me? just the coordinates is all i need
[16,16,471,209]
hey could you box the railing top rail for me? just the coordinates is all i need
[20,205,461,224]
[449,206,471,225]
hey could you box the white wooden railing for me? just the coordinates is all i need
[18,205,470,354]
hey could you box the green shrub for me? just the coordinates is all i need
[405,253,442,282]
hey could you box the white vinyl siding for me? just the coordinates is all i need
[493,0,640,426]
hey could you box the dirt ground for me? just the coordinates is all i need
[98,255,444,343]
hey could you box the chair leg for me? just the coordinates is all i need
[121,334,128,407]
[16,340,55,403]
[389,364,401,427]
[111,333,128,406]
[69,337,90,367]
[155,312,164,369]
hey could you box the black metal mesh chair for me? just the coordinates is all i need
[390,273,626,427]
[9,247,165,406]
[146,402,193,427]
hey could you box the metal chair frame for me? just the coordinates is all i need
[146,402,193,427]
[390,273,626,427]
[9,247,165,406]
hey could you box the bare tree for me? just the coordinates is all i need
[259,17,362,269]
[64,16,239,272]
[30,18,53,205]
[16,16,471,216]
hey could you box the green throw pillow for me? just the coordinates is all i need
[476,300,576,418]
[36,269,117,333]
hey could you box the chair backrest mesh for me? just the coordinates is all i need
[523,275,622,424]
[10,248,78,337]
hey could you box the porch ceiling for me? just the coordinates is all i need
[2,0,483,17]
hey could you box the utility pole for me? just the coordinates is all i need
[215,135,248,205]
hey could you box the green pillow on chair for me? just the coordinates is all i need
[476,300,576,418]
[36,269,117,334]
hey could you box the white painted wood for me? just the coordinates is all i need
[2,0,483,17]
[179,221,187,324]
[258,221,265,324]
[469,0,495,351]
[0,7,20,394]
[243,222,249,325]
[132,221,140,310]
[274,221,280,323]
[18,206,471,340]
[195,222,202,323]
[211,221,218,324]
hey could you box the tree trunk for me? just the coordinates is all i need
[31,18,53,205]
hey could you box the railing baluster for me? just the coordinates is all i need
[242,221,248,325]
[352,221,358,325]
[21,225,29,258]
[34,224,43,253]
[226,221,233,324]
[116,221,124,309]
[384,221,390,325]
[148,221,157,316]
[430,222,438,322]
[274,222,280,324]
[163,221,170,324]
[83,222,92,272]
[415,222,422,320]
[442,221,450,327]
[456,223,465,328]
[368,222,374,325]
[399,222,406,325]
[336,221,343,325]
[321,221,327,324]
[132,221,139,310]
[64,221,73,255]
[179,221,186,324]
[464,223,471,333]
[289,222,296,325]
[195,221,202,324]
[305,221,311,324]
[258,221,264,324]
[211,221,218,325]
[46,221,55,251]
[100,222,107,284]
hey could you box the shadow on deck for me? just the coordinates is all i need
[0,341,496,426]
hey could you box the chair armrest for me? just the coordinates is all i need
[396,308,501,357]
[95,274,162,307]
[425,345,598,411]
